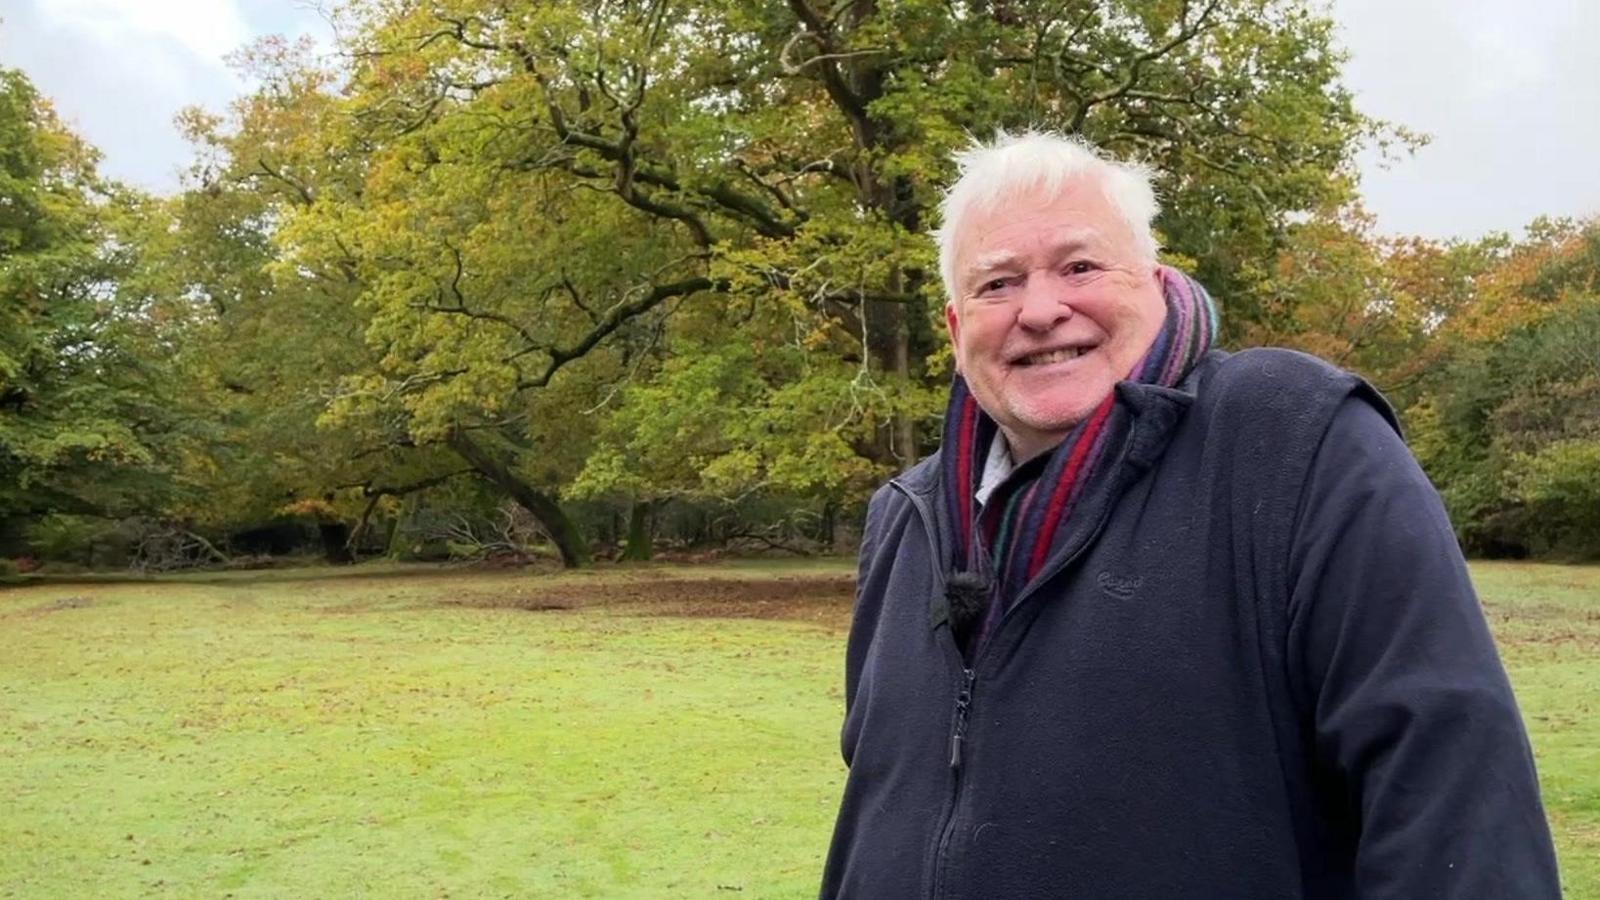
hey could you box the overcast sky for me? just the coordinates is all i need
[2,0,1596,241]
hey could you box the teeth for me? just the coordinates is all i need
[1022,348,1081,366]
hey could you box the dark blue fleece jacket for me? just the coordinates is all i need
[821,348,1559,899]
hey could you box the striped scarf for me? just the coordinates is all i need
[940,265,1219,655]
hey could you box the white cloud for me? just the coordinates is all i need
[0,0,257,191]
[45,0,251,64]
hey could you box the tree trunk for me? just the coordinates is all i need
[319,522,354,564]
[386,493,415,559]
[621,500,654,561]
[448,429,591,567]
[891,308,916,462]
[866,279,918,466]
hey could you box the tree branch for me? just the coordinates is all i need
[412,245,549,351]
[516,275,725,390]
[1070,0,1222,130]
[255,157,315,206]
[349,467,478,499]
[783,0,875,146]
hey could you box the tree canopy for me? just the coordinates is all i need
[0,67,188,529]
[2,4,1594,567]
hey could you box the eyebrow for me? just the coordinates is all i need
[962,235,1099,287]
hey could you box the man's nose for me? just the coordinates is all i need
[1015,273,1072,332]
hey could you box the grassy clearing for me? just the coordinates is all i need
[1,562,852,898]
[1473,562,1600,895]
[1,560,1596,898]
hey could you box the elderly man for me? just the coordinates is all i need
[820,132,1560,899]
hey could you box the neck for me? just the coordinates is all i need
[999,426,1064,464]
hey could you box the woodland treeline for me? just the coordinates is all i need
[3,0,1597,572]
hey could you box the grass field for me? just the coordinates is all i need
[2,559,1596,898]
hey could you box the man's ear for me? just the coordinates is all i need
[1142,263,1166,315]
[945,301,962,372]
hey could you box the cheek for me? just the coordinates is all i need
[1096,292,1162,342]
[958,314,1009,358]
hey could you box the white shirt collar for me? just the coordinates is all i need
[974,435,1015,509]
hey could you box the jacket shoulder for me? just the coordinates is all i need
[859,459,928,559]
[883,450,942,497]
[1196,347,1399,436]
[1204,346,1357,401]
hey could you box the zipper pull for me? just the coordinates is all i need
[949,668,976,769]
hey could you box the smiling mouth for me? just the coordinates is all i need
[1016,347,1089,366]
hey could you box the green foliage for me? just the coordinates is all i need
[22,514,134,567]
[9,2,1590,562]
[1405,222,1600,558]
[296,0,1386,520]
[1510,440,1600,557]
[568,334,925,507]
[0,66,188,525]
[148,40,475,536]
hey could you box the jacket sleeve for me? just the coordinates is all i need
[1286,395,1561,898]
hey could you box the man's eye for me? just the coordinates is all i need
[1064,261,1098,276]
[984,278,1010,292]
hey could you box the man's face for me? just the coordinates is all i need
[945,178,1166,461]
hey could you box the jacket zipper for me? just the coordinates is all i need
[929,666,976,898]
[947,668,975,769]
[894,453,1127,900]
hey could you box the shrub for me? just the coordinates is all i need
[23,516,136,568]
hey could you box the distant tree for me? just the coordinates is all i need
[1407,219,1600,558]
[1238,203,1507,402]
[245,0,1399,556]
[339,0,1396,438]
[0,66,185,534]
[16,0,1403,566]
[140,40,479,560]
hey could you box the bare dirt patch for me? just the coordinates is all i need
[8,595,98,618]
[1485,602,1600,623]
[442,574,856,627]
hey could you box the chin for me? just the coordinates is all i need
[1012,392,1104,433]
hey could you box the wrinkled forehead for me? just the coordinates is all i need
[963,226,1102,273]
[955,177,1137,260]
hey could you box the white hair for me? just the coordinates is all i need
[934,130,1161,303]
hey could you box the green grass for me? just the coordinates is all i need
[1,562,852,898]
[1,560,1596,897]
[1473,562,1600,896]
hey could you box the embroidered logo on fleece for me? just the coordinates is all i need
[1096,571,1144,600]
